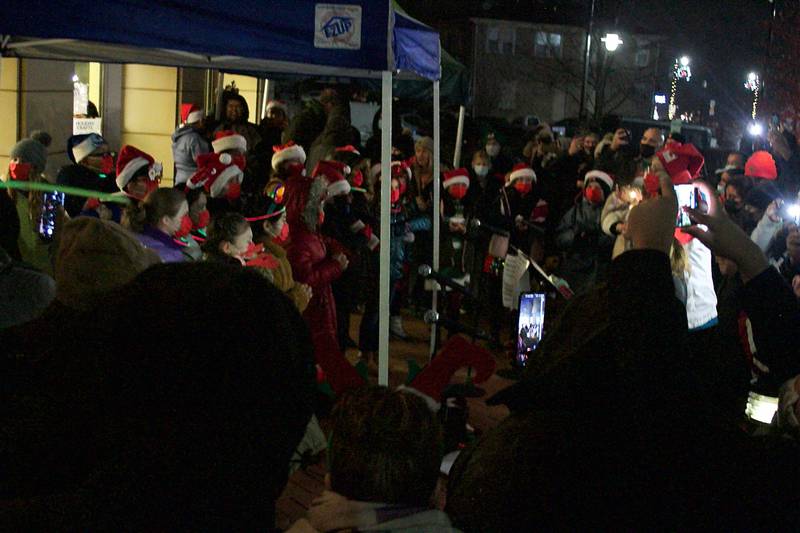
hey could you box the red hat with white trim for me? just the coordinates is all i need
[443,167,470,189]
[655,141,704,185]
[116,145,157,190]
[265,100,289,117]
[188,152,245,198]
[271,141,306,171]
[507,163,536,185]
[584,169,614,196]
[181,103,204,125]
[335,145,361,156]
[313,160,351,197]
[212,130,247,154]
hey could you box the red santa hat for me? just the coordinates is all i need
[180,103,204,125]
[271,141,306,171]
[212,130,247,154]
[265,99,289,117]
[443,167,470,189]
[744,150,777,180]
[507,163,536,185]
[400,335,496,410]
[313,160,351,197]
[187,152,245,198]
[335,145,361,156]
[392,160,412,180]
[655,141,704,185]
[584,169,614,196]
[116,145,156,190]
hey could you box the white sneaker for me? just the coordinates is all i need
[390,315,409,339]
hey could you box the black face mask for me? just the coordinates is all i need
[724,199,741,214]
[640,144,656,159]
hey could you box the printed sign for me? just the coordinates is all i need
[73,117,102,135]
[73,82,89,115]
[315,4,362,50]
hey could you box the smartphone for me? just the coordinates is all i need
[38,191,65,242]
[516,292,546,367]
[675,184,698,228]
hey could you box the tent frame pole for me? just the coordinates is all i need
[453,105,465,168]
[429,80,441,360]
[378,70,392,386]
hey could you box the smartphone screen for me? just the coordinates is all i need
[38,191,65,242]
[675,184,698,228]
[516,292,546,367]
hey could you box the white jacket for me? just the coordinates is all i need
[601,193,631,259]
[678,237,718,330]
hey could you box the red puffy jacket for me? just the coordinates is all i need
[285,172,363,394]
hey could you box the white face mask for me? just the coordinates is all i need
[486,144,500,157]
[473,164,489,177]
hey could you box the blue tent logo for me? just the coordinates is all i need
[315,4,362,50]
[322,16,353,39]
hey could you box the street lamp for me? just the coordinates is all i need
[601,33,623,52]
[668,56,692,120]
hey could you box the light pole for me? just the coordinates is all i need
[668,56,691,120]
[578,0,596,122]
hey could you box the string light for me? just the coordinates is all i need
[745,72,760,120]
[668,57,691,120]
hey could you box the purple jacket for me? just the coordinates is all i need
[136,226,186,263]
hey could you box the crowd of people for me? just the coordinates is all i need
[2,84,800,529]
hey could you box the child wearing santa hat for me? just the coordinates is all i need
[270,141,307,185]
[555,169,615,295]
[438,168,472,323]
[172,104,210,186]
[115,145,162,201]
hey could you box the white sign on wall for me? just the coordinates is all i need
[73,118,102,135]
[315,4,362,50]
[73,82,89,115]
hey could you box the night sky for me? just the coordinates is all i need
[403,0,775,130]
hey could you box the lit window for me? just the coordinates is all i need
[486,26,516,55]
[534,32,561,58]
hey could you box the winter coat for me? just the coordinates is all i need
[135,226,186,263]
[171,125,210,186]
[600,192,631,259]
[285,173,362,395]
[489,185,548,255]
[440,193,470,276]
[679,237,718,330]
[14,194,53,276]
[556,197,613,294]
[56,164,118,216]
[260,237,310,313]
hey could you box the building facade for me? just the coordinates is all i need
[440,18,665,124]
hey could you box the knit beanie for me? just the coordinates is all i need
[10,138,48,175]
[55,217,160,310]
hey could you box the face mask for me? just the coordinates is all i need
[174,214,193,238]
[243,241,262,258]
[9,161,32,181]
[724,199,741,214]
[390,189,401,204]
[486,144,500,157]
[277,221,290,243]
[640,144,656,159]
[194,209,210,230]
[317,210,325,226]
[585,187,604,205]
[716,183,726,197]
[473,164,489,177]
[514,181,532,195]
[100,153,115,175]
[226,181,241,201]
[287,162,306,178]
[351,170,364,187]
[449,184,468,200]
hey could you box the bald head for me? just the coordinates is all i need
[641,128,665,149]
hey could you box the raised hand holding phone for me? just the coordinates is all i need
[682,180,769,282]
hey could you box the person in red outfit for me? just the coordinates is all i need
[285,161,362,394]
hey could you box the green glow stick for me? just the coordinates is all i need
[0,180,130,205]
